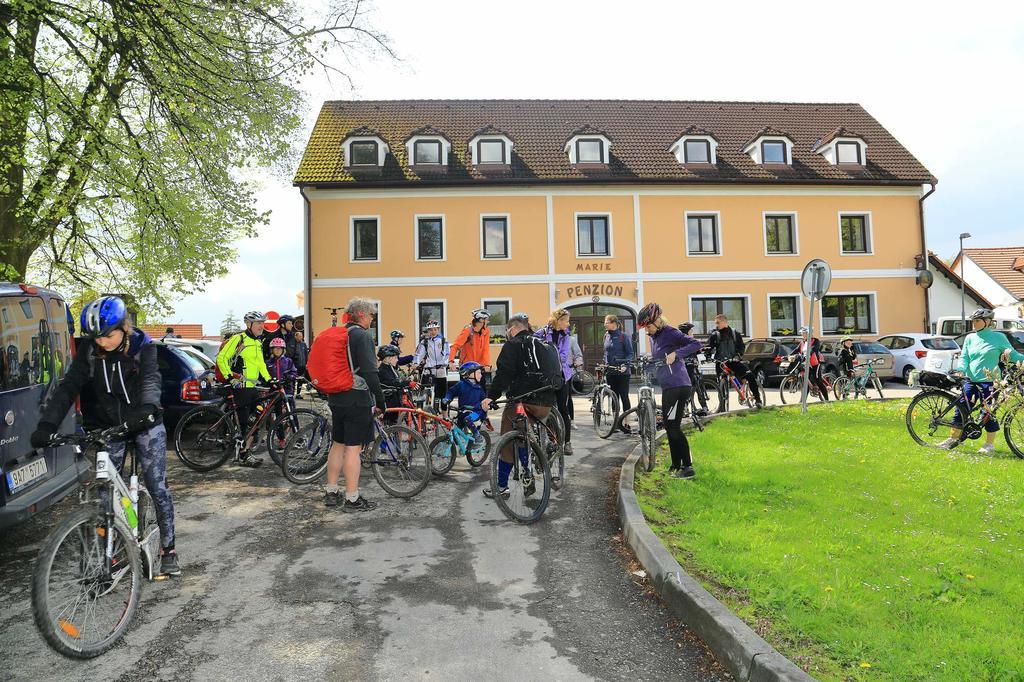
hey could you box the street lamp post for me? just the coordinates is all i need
[959,232,971,332]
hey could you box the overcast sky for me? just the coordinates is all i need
[168,0,1024,333]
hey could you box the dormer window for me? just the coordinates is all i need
[405,127,452,169]
[670,128,719,165]
[812,130,867,166]
[342,129,389,168]
[743,128,794,166]
[468,128,514,166]
[565,127,611,165]
[761,140,788,164]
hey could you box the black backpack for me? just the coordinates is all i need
[521,335,565,392]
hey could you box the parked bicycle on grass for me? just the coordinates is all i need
[834,358,885,400]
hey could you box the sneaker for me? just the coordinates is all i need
[936,437,959,450]
[342,496,378,513]
[324,490,341,507]
[483,487,510,499]
[563,442,574,457]
[236,453,262,468]
[675,466,696,480]
[571,421,578,431]
[522,474,536,497]
[160,550,182,576]
[978,443,996,455]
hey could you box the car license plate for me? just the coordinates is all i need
[6,457,48,495]
[696,353,707,362]
[780,361,790,370]
[699,365,715,375]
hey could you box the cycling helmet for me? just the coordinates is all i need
[840,336,853,344]
[244,310,267,324]
[798,326,810,334]
[969,308,995,321]
[80,296,127,338]
[459,361,483,378]
[637,302,662,327]
[471,308,490,321]
[678,322,695,334]
[269,338,286,348]
[390,329,405,340]
[278,314,294,324]
[377,344,400,360]
[424,320,441,330]
[507,312,531,329]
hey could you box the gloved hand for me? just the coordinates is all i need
[30,421,59,449]
[125,405,158,434]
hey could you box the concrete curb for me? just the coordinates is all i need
[616,408,817,682]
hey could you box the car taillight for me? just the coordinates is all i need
[181,379,202,401]
[515,403,527,416]
[773,355,781,364]
[915,350,928,359]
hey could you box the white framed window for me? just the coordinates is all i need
[838,212,873,255]
[814,135,867,166]
[685,212,721,256]
[575,213,612,258]
[670,132,719,165]
[342,134,389,167]
[415,215,446,261]
[414,140,442,165]
[469,131,514,165]
[405,133,451,167]
[767,294,801,336]
[564,133,611,164]
[763,212,798,256]
[688,295,751,336]
[762,140,788,164]
[481,214,511,259]
[820,292,877,335]
[743,134,794,165]
[482,298,511,338]
[415,299,447,337]
[349,141,378,166]
[684,140,711,163]
[836,141,862,164]
[349,216,380,263]
[478,139,505,164]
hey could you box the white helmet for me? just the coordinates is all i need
[244,311,267,323]
[471,308,490,320]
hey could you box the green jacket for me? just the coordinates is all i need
[960,328,1024,383]
[217,332,270,387]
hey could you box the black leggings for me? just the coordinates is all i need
[555,382,572,443]
[810,365,830,401]
[233,387,258,438]
[661,385,693,469]
[607,372,631,413]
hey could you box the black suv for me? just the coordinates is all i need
[742,338,800,387]
[0,283,81,530]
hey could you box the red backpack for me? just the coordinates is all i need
[306,325,355,394]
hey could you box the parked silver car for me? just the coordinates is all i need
[820,340,895,379]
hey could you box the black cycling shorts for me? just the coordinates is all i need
[330,404,374,446]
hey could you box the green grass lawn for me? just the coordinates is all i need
[636,400,1024,681]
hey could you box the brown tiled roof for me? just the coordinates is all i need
[405,125,450,142]
[961,247,1024,299]
[676,125,719,141]
[343,125,383,140]
[812,127,868,151]
[293,99,936,186]
[139,324,204,338]
[928,253,993,308]
[742,126,794,149]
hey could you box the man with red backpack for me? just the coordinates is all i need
[308,297,386,511]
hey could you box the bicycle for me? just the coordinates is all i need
[487,386,562,524]
[383,385,447,442]
[834,358,885,400]
[905,367,1024,457]
[715,359,763,412]
[686,355,718,415]
[173,380,325,471]
[31,424,162,658]
[618,357,662,472]
[589,363,625,439]
[427,405,494,475]
[281,410,432,495]
[778,359,837,404]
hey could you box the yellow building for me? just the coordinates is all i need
[294,100,936,363]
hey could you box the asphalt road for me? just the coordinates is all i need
[0,399,728,681]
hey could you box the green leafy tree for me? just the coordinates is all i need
[0,0,390,313]
[220,310,241,337]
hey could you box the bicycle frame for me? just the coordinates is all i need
[717,362,752,403]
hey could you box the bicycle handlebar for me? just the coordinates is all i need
[48,424,130,448]
[488,385,555,408]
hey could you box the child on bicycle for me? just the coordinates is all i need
[441,361,487,434]
[268,338,298,447]
[30,296,180,576]
[838,336,857,378]
[377,344,414,424]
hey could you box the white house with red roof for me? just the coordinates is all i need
[950,246,1024,323]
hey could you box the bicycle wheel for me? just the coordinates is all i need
[575,371,596,395]
[429,433,458,476]
[905,390,966,447]
[281,419,332,485]
[267,408,326,468]
[639,401,657,472]
[779,375,802,405]
[371,425,431,498]
[698,375,718,413]
[540,411,566,491]
[32,507,142,659]
[173,406,236,471]
[465,428,492,467]
[489,431,551,524]
[593,386,619,439]
[716,376,730,413]
[872,376,885,400]
[1003,405,1024,459]
[833,377,851,400]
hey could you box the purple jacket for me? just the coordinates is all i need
[535,325,573,381]
[648,325,702,389]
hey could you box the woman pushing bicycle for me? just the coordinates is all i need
[30,296,180,576]
[789,326,830,402]
[939,308,1024,453]
[637,303,702,479]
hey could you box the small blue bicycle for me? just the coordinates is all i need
[428,407,493,475]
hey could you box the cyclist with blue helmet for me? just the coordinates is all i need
[31,296,180,576]
[442,361,488,436]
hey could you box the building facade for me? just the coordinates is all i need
[295,100,936,361]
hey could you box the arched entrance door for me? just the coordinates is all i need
[566,303,637,369]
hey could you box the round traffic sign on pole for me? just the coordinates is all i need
[800,259,832,301]
[264,310,280,332]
